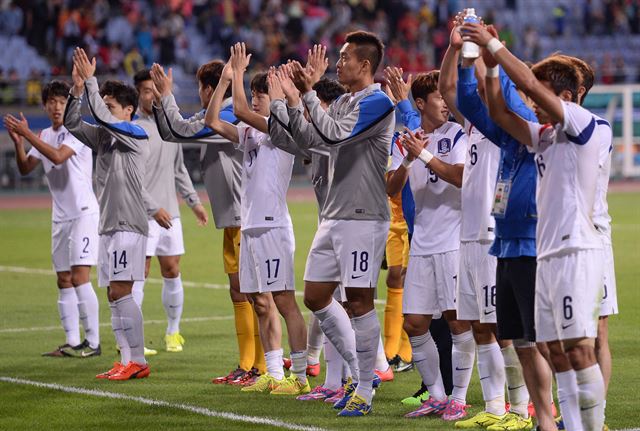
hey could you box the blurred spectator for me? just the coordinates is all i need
[26,69,43,105]
[0,1,24,36]
[124,47,145,77]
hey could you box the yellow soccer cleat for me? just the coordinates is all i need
[144,347,158,356]
[455,411,507,428]
[241,373,283,393]
[270,375,311,396]
[486,413,533,431]
[165,333,185,353]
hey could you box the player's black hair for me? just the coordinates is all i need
[553,54,595,103]
[345,31,385,74]
[532,57,580,103]
[197,60,231,98]
[411,71,440,102]
[133,69,152,90]
[41,80,71,104]
[313,78,347,104]
[250,72,269,94]
[99,80,139,120]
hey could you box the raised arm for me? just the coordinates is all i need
[204,63,239,143]
[230,42,268,134]
[5,113,76,165]
[63,64,104,150]
[384,66,421,130]
[4,122,39,175]
[267,73,311,157]
[485,70,532,147]
[438,24,466,125]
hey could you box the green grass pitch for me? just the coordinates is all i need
[0,194,638,430]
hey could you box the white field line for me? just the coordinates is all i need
[0,376,328,431]
[0,265,386,305]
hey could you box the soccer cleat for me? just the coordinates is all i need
[325,385,346,404]
[108,361,150,380]
[455,411,507,428]
[283,357,292,369]
[230,368,260,386]
[42,343,76,357]
[375,366,394,382]
[271,375,311,396]
[96,362,124,379]
[395,359,414,372]
[404,396,449,418]
[306,362,320,377]
[401,384,430,406]
[241,373,283,393]
[297,385,338,401]
[337,394,372,417]
[144,347,158,356]
[212,366,247,384]
[443,399,470,421]
[514,401,556,418]
[73,340,101,358]
[486,412,534,431]
[333,379,357,409]
[555,415,565,431]
[372,373,382,388]
[165,333,185,353]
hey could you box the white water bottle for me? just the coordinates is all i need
[461,8,480,59]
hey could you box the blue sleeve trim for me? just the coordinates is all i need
[85,89,148,139]
[349,91,395,138]
[596,119,611,128]
[566,116,596,145]
[401,181,415,234]
[452,129,465,148]
[162,104,238,140]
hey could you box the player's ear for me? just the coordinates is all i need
[559,89,574,103]
[415,97,425,111]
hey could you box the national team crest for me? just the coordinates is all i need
[437,138,451,154]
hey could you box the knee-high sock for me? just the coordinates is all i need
[265,348,284,380]
[351,309,380,404]
[323,335,343,390]
[307,314,324,365]
[451,330,476,404]
[162,275,184,335]
[410,332,447,401]
[132,280,145,307]
[75,282,100,348]
[232,301,255,371]
[110,301,130,365]
[252,309,266,373]
[557,369,583,431]
[58,287,81,346]
[115,294,146,365]
[477,342,506,415]
[314,298,359,381]
[291,349,308,384]
[384,287,404,360]
[375,334,390,371]
[576,364,605,431]
[398,328,413,362]
[501,344,530,417]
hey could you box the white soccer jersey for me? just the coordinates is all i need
[237,125,294,231]
[592,115,613,235]
[460,120,500,242]
[390,121,467,256]
[28,126,98,222]
[526,101,602,259]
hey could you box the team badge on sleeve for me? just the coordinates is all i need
[437,138,451,154]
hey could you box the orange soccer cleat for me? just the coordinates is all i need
[96,362,124,379]
[108,361,150,381]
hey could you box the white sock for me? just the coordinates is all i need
[110,301,130,365]
[477,342,507,415]
[306,315,323,365]
[410,331,447,401]
[375,334,390,371]
[501,344,529,417]
[314,298,359,381]
[115,294,146,365]
[58,287,81,346]
[290,350,308,383]
[351,309,380,404]
[557,369,583,431]
[132,280,145,307]
[323,336,343,390]
[576,364,605,431]
[451,330,476,404]
[162,275,184,335]
[75,282,100,348]
[265,348,285,380]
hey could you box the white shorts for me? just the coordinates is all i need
[403,250,459,316]
[598,233,618,317]
[457,241,497,323]
[535,248,603,342]
[97,231,147,288]
[145,218,185,257]
[240,227,295,293]
[304,219,389,289]
[51,213,99,272]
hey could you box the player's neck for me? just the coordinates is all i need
[51,121,63,131]
[348,77,374,95]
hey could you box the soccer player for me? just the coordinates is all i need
[131,69,209,353]
[205,43,309,396]
[386,71,472,421]
[149,60,265,384]
[4,81,101,358]
[456,26,556,431]
[286,31,395,416]
[64,47,150,381]
[465,24,606,431]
